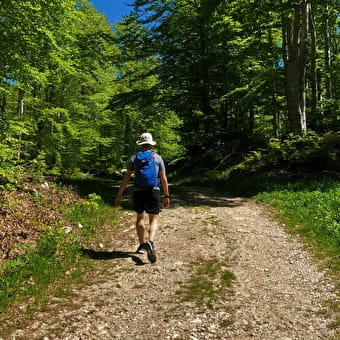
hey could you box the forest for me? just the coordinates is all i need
[0,2,339,334]
[0,0,339,182]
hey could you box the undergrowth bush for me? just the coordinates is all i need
[0,143,23,184]
[233,131,340,172]
[268,131,339,170]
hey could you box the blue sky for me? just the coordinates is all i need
[89,0,133,24]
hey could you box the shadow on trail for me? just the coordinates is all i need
[60,177,244,209]
[118,185,243,211]
[59,177,120,205]
[81,248,145,266]
[165,185,245,209]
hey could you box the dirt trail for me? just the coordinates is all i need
[5,186,339,339]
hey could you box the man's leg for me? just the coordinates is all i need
[144,190,159,263]
[148,213,159,242]
[144,213,158,263]
[136,212,146,244]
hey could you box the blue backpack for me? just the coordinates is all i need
[134,151,160,187]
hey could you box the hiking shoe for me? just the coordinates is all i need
[136,243,146,254]
[145,241,157,263]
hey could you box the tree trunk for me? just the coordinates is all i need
[323,4,332,99]
[272,86,280,139]
[197,20,212,138]
[17,88,24,119]
[282,2,310,135]
[309,5,318,128]
[0,92,6,120]
[17,88,25,160]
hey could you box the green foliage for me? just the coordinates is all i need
[156,110,186,165]
[109,14,185,169]
[0,143,22,184]
[0,229,80,313]
[0,0,121,178]
[0,119,34,183]
[79,193,102,212]
[1,0,339,178]
[36,229,78,259]
[269,132,339,169]
[26,151,47,182]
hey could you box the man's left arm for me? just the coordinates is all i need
[159,169,170,207]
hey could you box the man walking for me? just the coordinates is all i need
[115,133,170,263]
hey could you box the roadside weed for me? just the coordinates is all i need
[178,258,235,308]
[61,193,117,237]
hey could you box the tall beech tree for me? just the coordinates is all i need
[281,1,310,135]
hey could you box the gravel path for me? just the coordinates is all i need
[5,186,338,339]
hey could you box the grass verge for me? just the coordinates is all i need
[0,230,83,333]
[0,185,119,337]
[254,181,339,270]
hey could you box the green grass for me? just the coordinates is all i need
[0,231,80,314]
[178,258,235,308]
[61,193,118,237]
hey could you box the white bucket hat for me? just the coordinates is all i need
[136,132,156,145]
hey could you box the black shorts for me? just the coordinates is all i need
[133,188,160,214]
